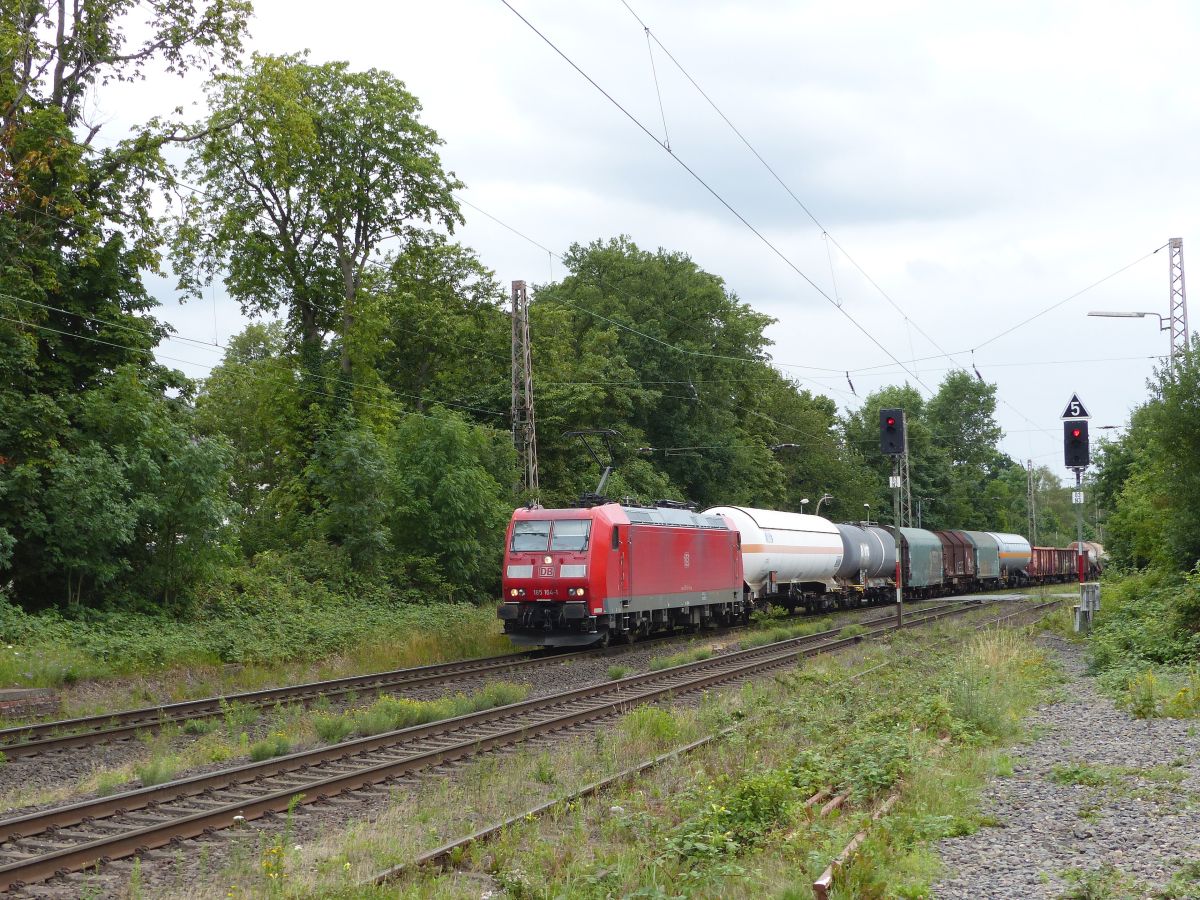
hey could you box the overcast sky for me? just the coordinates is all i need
[100,0,1199,476]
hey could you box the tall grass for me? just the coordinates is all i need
[0,595,510,695]
[310,682,530,743]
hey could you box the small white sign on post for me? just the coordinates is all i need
[1072,490,1084,505]
[888,475,902,488]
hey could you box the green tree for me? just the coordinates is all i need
[531,236,822,508]
[0,0,248,610]
[1098,347,1200,570]
[374,232,510,419]
[174,53,463,387]
[389,413,515,598]
[195,323,310,556]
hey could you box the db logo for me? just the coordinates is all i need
[683,552,691,569]
[538,566,553,577]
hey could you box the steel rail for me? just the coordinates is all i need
[0,624,740,757]
[0,596,1016,891]
[368,596,1062,886]
[0,595,989,758]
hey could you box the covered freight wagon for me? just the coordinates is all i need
[960,530,1001,582]
[899,527,944,598]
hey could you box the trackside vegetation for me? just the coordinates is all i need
[1087,341,1200,718]
[180,619,1059,897]
[1086,567,1200,717]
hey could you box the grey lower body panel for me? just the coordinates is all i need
[601,589,740,615]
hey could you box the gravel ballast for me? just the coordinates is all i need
[933,636,1200,898]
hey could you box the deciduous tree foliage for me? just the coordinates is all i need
[0,0,247,609]
[174,53,463,383]
[841,374,1017,531]
[1096,344,1200,570]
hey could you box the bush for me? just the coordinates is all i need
[312,712,354,744]
[248,733,292,762]
[1089,568,1200,716]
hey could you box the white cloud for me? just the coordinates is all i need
[89,0,1196,476]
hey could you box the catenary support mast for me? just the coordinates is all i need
[1169,237,1189,370]
[511,280,539,497]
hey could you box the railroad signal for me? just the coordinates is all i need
[1063,420,1089,468]
[880,408,906,456]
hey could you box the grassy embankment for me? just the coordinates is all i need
[168,606,1068,898]
[0,562,512,719]
[1086,567,1200,718]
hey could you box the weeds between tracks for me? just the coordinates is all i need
[159,609,1058,898]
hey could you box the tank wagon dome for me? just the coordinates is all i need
[702,506,842,592]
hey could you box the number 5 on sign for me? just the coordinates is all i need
[1061,393,1091,419]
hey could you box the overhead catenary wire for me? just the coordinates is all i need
[617,0,960,371]
[13,97,1149,457]
[610,0,1163,443]
[498,0,937,397]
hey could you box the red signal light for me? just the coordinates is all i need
[886,417,896,427]
[1072,428,1081,438]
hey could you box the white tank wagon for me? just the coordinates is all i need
[987,532,1032,579]
[703,506,844,610]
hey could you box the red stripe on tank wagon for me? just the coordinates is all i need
[740,545,842,555]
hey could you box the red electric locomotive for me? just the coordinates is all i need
[498,503,745,647]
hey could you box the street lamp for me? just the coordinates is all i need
[799,497,810,513]
[917,496,933,529]
[863,503,871,526]
[1088,310,1172,366]
[815,493,834,516]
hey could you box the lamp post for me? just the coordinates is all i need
[815,493,834,516]
[1088,310,1172,367]
[863,503,871,526]
[799,497,810,514]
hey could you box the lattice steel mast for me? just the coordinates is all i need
[511,280,539,497]
[1169,237,1189,369]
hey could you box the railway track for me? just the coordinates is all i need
[0,595,987,759]
[367,596,1063,887]
[0,594,1022,891]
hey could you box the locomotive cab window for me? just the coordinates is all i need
[511,520,552,552]
[550,519,591,551]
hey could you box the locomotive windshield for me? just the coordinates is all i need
[511,520,552,551]
[550,519,591,551]
[509,519,591,552]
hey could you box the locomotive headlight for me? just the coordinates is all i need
[510,588,519,597]
[544,555,552,565]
